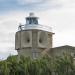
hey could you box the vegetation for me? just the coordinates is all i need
[0,54,75,75]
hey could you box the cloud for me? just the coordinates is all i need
[0,12,28,59]
[58,0,75,9]
[15,0,75,11]
[17,0,62,10]
[17,0,43,4]
[0,0,75,59]
[17,0,74,7]
[0,0,75,12]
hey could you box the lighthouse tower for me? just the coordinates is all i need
[15,13,53,59]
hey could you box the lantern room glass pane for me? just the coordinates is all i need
[26,17,38,25]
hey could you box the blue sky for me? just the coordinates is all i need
[0,0,75,59]
[0,0,44,12]
[0,0,35,11]
[0,0,62,13]
[0,0,75,12]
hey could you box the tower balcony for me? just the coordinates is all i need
[18,24,52,32]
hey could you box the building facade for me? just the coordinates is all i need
[47,45,75,57]
[15,13,54,59]
[15,13,75,59]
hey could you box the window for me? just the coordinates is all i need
[26,18,38,25]
[32,52,39,59]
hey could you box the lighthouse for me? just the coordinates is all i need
[15,13,53,59]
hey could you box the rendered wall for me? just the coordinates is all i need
[15,30,32,50]
[49,46,75,57]
[15,30,53,58]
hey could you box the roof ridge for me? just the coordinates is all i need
[52,45,75,49]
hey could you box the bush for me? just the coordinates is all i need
[0,54,75,75]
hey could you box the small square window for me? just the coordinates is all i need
[32,52,39,59]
